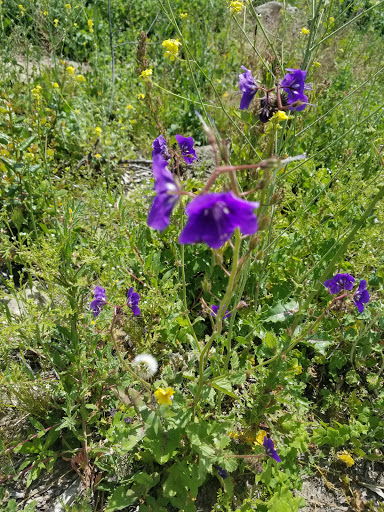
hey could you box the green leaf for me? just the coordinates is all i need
[209,378,239,399]
[262,301,299,324]
[106,472,159,512]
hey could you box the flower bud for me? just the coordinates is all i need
[213,249,223,266]
[258,215,271,231]
[202,278,211,293]
[270,192,280,204]
[256,250,264,260]
[249,234,260,250]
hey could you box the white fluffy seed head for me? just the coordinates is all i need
[132,353,158,380]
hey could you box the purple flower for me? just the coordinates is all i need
[124,416,133,424]
[353,280,370,313]
[281,68,311,111]
[263,436,281,463]
[127,287,140,317]
[90,286,107,317]
[109,408,117,417]
[147,153,179,230]
[211,304,231,320]
[152,135,170,160]
[175,134,197,164]
[324,273,355,294]
[239,66,259,110]
[217,466,228,479]
[179,192,259,249]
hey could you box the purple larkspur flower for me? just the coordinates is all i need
[124,416,133,424]
[281,68,311,111]
[90,286,107,317]
[263,436,281,463]
[353,280,370,313]
[217,466,228,479]
[110,408,117,417]
[239,66,259,110]
[211,304,231,320]
[175,134,197,164]
[147,153,179,230]
[324,273,355,294]
[179,192,259,249]
[152,134,170,160]
[127,287,140,317]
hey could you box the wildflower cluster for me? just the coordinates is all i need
[324,273,370,313]
[89,286,141,318]
[239,66,312,121]
[229,1,244,13]
[162,39,182,61]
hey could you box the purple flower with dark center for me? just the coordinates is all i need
[152,134,170,160]
[175,134,197,164]
[263,436,281,463]
[281,68,311,111]
[124,416,133,424]
[109,408,117,417]
[324,273,355,295]
[90,286,107,318]
[147,153,180,230]
[211,304,231,320]
[353,280,370,313]
[127,287,140,317]
[179,192,259,249]
[217,466,228,479]
[239,66,259,110]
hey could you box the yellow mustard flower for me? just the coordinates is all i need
[95,154,102,159]
[140,68,153,79]
[126,104,133,110]
[53,18,59,27]
[95,126,102,137]
[154,387,175,406]
[74,109,80,114]
[314,61,321,67]
[275,110,289,122]
[74,22,78,27]
[88,19,94,32]
[337,452,354,467]
[66,66,75,75]
[180,12,188,19]
[255,430,267,445]
[18,4,25,12]
[53,82,59,89]
[65,3,71,9]
[76,74,86,83]
[301,27,310,34]
[43,10,48,16]
[137,93,145,100]
[229,1,244,14]
[162,38,181,61]
[329,16,335,23]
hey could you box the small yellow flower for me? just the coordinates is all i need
[229,1,243,14]
[130,120,136,125]
[74,22,78,27]
[255,430,267,446]
[301,27,310,35]
[66,66,75,75]
[137,93,145,100]
[95,126,102,136]
[154,387,175,406]
[53,18,59,27]
[74,109,80,114]
[180,12,188,19]
[314,61,321,67]
[140,68,153,79]
[162,38,182,61]
[126,104,133,110]
[76,74,86,83]
[337,452,354,467]
[95,154,102,159]
[43,10,48,16]
[91,321,95,325]
[88,19,94,32]
[275,110,289,122]
[65,3,71,9]
[53,82,59,89]
[329,16,335,23]
[18,4,25,12]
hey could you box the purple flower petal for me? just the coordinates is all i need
[90,287,107,317]
[152,135,170,160]
[281,68,310,111]
[353,280,370,313]
[211,304,231,320]
[127,287,141,316]
[175,134,197,164]
[239,66,258,110]
[263,436,281,463]
[179,192,259,249]
[324,273,355,294]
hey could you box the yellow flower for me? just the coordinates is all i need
[66,66,75,75]
[95,126,102,136]
[275,110,289,122]
[162,38,182,61]
[74,22,78,27]
[337,452,354,467]
[329,16,335,23]
[76,74,86,83]
[18,4,25,12]
[53,18,59,27]
[65,3,71,9]
[180,12,188,19]
[140,68,153,79]
[154,387,175,406]
[301,27,310,35]
[53,82,59,89]
[137,93,145,100]
[126,104,133,110]
[88,19,94,32]
[74,109,80,114]
[43,10,48,16]
[314,61,321,67]
[229,1,243,14]
[255,430,267,445]
[95,154,102,159]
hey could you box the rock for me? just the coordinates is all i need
[51,478,81,512]
[2,282,48,317]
